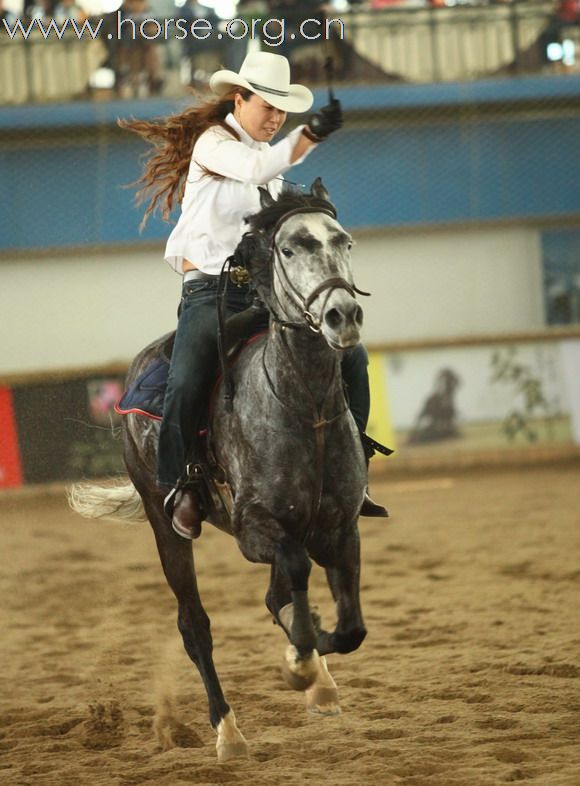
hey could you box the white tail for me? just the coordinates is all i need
[67,479,147,522]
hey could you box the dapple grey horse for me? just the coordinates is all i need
[70,180,369,762]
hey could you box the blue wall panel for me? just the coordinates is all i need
[293,114,580,229]
[1,76,579,251]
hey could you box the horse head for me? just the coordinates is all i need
[247,179,367,350]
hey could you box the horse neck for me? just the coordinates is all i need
[264,325,343,413]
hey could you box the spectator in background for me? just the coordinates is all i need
[558,0,579,25]
[370,0,410,7]
[539,0,579,66]
[24,0,54,21]
[0,0,17,24]
[115,0,164,97]
[267,0,327,80]
[180,0,223,86]
[53,0,87,24]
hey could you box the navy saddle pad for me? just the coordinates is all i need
[115,357,169,420]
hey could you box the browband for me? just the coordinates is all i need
[270,207,338,247]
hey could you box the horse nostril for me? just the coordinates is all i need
[325,308,343,330]
[355,305,364,327]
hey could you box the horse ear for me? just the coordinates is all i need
[310,177,329,202]
[258,187,276,209]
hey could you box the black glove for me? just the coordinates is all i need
[306,98,343,141]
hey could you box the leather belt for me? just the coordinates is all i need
[183,269,217,283]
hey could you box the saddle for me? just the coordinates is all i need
[115,306,268,421]
[115,308,269,521]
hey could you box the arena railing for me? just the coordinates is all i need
[0,1,570,106]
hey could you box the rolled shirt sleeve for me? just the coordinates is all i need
[193,124,313,185]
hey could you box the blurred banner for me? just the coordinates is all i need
[0,386,23,489]
[383,336,580,461]
[367,351,396,460]
[2,334,579,488]
[10,375,125,484]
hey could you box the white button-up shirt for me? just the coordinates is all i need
[164,113,313,275]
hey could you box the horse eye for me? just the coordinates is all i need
[347,241,353,250]
[281,247,294,258]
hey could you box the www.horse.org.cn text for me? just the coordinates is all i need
[2,15,346,45]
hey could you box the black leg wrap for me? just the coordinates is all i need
[332,627,367,654]
[275,536,311,592]
[290,590,317,655]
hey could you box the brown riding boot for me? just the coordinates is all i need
[171,488,203,540]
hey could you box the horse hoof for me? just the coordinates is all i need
[280,646,318,692]
[216,740,249,763]
[216,710,248,763]
[306,685,341,716]
[281,659,316,691]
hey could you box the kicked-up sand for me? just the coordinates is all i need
[0,464,579,786]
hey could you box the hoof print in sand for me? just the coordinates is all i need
[82,701,125,750]
[154,717,204,751]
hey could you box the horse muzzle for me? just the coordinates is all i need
[320,291,364,350]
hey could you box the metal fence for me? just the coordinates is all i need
[0,1,576,105]
[1,4,580,327]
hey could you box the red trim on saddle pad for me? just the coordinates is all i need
[114,331,267,423]
[114,402,162,421]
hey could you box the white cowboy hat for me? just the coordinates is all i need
[210,52,313,114]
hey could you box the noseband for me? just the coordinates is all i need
[269,207,370,332]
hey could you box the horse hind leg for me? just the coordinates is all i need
[143,495,248,763]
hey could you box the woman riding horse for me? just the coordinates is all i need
[120,51,387,538]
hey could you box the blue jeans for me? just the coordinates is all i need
[156,278,371,488]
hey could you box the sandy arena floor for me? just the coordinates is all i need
[1,464,579,786]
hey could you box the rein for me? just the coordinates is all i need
[265,207,371,545]
[260,325,349,546]
[217,204,371,545]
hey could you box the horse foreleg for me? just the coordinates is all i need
[323,529,367,656]
[145,498,248,763]
[278,605,341,716]
[273,535,317,656]
[270,536,340,716]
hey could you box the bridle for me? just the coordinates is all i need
[262,206,370,545]
[268,207,370,332]
[216,205,382,543]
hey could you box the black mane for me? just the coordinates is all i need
[231,182,337,306]
[245,186,337,236]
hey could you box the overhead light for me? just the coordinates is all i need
[562,39,576,66]
[89,68,115,90]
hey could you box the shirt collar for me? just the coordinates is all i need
[225,112,264,150]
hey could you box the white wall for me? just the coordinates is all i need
[354,225,545,345]
[0,224,546,375]
[0,248,179,375]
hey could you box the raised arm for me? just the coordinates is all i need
[194,126,315,185]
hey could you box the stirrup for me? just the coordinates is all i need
[162,464,204,519]
[163,487,178,518]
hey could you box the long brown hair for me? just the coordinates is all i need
[118,88,252,229]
